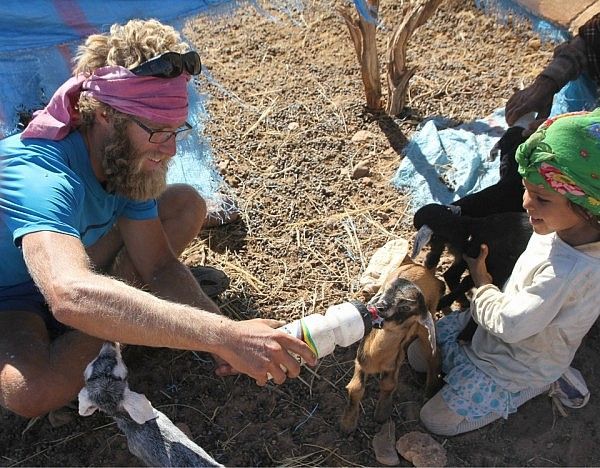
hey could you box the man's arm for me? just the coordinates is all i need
[22,231,316,384]
[505,17,598,129]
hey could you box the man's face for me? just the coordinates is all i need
[101,117,179,200]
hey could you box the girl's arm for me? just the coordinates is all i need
[464,243,570,343]
[469,266,569,343]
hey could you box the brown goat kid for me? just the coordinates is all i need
[340,258,444,433]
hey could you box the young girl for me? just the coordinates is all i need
[411,109,600,436]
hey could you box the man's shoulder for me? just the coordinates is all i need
[2,131,85,170]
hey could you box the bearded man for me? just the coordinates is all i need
[0,19,315,422]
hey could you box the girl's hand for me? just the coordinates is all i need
[464,244,493,287]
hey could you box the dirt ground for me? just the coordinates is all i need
[3,0,600,466]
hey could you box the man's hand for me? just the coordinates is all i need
[464,244,493,288]
[215,318,317,386]
[505,76,557,134]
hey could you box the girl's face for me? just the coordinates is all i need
[522,179,599,246]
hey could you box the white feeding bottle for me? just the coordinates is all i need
[278,300,381,359]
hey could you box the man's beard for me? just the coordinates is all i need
[101,127,170,201]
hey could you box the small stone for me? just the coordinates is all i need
[287,122,299,131]
[48,407,75,428]
[528,37,541,50]
[351,160,370,179]
[396,431,447,467]
[351,130,376,143]
[176,422,194,439]
[218,160,229,172]
[372,420,400,466]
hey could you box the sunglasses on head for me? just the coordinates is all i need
[130,51,202,78]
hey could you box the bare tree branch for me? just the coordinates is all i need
[339,0,382,111]
[386,0,444,115]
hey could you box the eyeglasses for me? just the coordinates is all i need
[130,117,193,143]
[130,51,202,78]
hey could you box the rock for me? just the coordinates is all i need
[217,160,229,172]
[351,160,370,179]
[48,407,75,428]
[287,121,299,131]
[175,422,194,439]
[396,431,447,467]
[372,420,400,466]
[351,130,376,142]
[528,37,541,50]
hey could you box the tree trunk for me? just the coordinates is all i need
[339,0,382,111]
[386,0,444,116]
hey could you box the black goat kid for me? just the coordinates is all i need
[413,204,532,314]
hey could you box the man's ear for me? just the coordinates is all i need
[94,107,111,126]
[78,387,98,417]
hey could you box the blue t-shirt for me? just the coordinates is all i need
[0,131,158,287]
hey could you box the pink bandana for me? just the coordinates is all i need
[21,65,189,140]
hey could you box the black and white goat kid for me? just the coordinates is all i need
[79,342,222,467]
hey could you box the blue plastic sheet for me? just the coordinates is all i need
[474,0,570,43]
[392,78,599,213]
[392,109,507,211]
[0,0,240,205]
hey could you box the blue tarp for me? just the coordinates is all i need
[0,0,240,204]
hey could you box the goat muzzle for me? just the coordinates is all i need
[366,304,384,329]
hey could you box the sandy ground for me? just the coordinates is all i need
[3,0,600,466]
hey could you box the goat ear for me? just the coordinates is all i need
[411,225,433,259]
[418,311,437,356]
[78,387,98,417]
[122,387,158,424]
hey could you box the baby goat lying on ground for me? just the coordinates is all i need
[340,258,444,433]
[413,204,532,313]
[78,342,222,467]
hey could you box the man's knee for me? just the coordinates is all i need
[0,312,88,418]
[1,366,57,418]
[159,184,207,230]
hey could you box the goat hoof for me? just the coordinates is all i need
[374,400,392,423]
[339,412,358,433]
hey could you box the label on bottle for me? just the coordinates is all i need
[325,302,367,347]
[299,319,319,357]
[279,315,335,359]
[279,319,313,362]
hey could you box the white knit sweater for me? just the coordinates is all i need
[464,232,600,392]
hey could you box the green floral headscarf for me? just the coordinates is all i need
[516,108,600,216]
